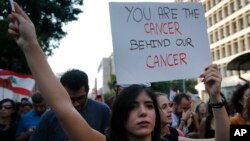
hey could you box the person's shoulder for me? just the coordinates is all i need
[230,114,240,121]
[88,99,110,110]
[38,110,58,126]
[21,110,35,118]
[230,114,246,124]
[42,109,56,117]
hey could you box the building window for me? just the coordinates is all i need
[213,0,216,6]
[222,47,226,58]
[216,49,220,59]
[203,4,206,12]
[212,50,215,61]
[209,16,212,26]
[224,6,228,17]
[214,14,217,23]
[237,0,242,9]
[226,25,230,36]
[219,10,222,19]
[248,36,250,49]
[230,2,235,13]
[215,31,219,41]
[248,14,250,26]
[210,34,214,43]
[239,18,244,30]
[232,21,237,33]
[220,28,224,39]
[208,1,211,10]
[234,42,238,53]
[228,45,232,55]
[241,39,246,51]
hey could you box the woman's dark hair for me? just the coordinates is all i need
[195,102,206,123]
[195,102,206,114]
[0,98,17,124]
[231,83,250,114]
[109,84,161,141]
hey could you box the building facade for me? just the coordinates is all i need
[96,54,115,95]
[177,0,250,100]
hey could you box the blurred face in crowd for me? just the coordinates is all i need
[0,101,15,118]
[198,103,207,116]
[157,95,173,125]
[22,105,33,114]
[66,86,88,111]
[176,98,191,115]
[19,101,33,115]
[33,102,47,115]
[125,91,156,139]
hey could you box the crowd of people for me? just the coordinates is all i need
[1,2,250,141]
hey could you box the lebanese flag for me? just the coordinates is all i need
[0,69,35,96]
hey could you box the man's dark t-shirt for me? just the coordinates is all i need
[30,99,111,141]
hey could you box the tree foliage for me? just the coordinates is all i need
[104,74,116,101]
[103,73,198,100]
[151,79,198,94]
[0,0,83,73]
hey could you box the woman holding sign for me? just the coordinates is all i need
[7,2,229,141]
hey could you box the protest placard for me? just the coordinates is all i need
[109,2,211,85]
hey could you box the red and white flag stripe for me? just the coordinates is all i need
[0,69,35,96]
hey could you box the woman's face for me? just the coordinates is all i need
[0,101,14,118]
[157,95,173,125]
[125,91,156,138]
[198,103,207,114]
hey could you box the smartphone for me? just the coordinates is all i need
[8,0,15,13]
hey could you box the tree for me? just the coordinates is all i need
[103,73,198,100]
[0,0,83,73]
[151,79,198,94]
[104,74,116,101]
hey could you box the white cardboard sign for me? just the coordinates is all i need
[109,2,212,85]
